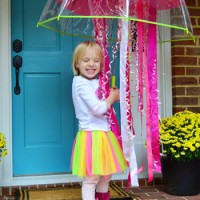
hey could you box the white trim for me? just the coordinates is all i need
[158,10,173,118]
[0,0,13,184]
[0,0,171,186]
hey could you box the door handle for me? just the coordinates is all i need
[13,55,22,95]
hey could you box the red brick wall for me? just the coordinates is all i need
[172,0,200,113]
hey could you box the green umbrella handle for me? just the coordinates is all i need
[111,75,116,87]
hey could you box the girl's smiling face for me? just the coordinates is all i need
[76,47,101,80]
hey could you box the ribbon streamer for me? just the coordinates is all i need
[120,18,138,187]
[148,0,161,174]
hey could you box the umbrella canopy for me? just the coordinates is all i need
[37,0,194,42]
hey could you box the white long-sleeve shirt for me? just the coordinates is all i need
[72,76,110,131]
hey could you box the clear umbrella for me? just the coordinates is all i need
[37,0,195,185]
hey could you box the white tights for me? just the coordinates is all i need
[82,174,112,200]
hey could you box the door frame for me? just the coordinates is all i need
[0,0,172,186]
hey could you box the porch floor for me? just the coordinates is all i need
[1,178,199,200]
[126,185,200,200]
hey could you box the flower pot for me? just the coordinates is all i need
[161,157,200,196]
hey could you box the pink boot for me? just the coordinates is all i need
[95,191,110,200]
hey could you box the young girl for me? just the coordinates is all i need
[71,41,128,200]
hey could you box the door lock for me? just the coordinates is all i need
[13,39,22,53]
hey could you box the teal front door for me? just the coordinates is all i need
[12,0,77,175]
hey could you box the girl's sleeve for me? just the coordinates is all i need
[75,81,109,116]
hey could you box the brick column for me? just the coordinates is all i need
[172,0,200,113]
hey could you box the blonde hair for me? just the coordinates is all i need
[72,41,103,75]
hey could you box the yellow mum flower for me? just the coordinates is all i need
[170,148,176,153]
[195,143,200,148]
[2,149,8,157]
[0,132,7,161]
[175,142,182,148]
[190,146,196,152]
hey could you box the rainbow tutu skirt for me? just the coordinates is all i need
[71,130,128,177]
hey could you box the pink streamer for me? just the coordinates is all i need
[125,47,135,136]
[135,0,147,179]
[148,0,161,174]
[143,34,154,182]
[137,0,144,113]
